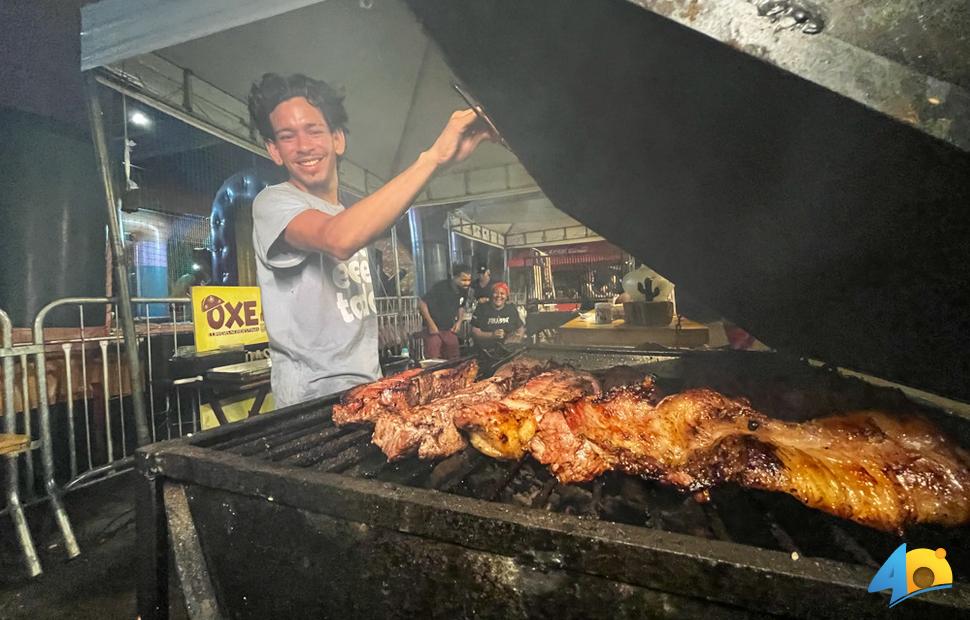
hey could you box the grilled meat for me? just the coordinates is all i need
[541,387,970,531]
[332,367,422,425]
[490,356,557,382]
[528,407,611,482]
[454,368,602,460]
[332,359,478,426]
[593,365,653,392]
[371,357,553,460]
[335,357,970,531]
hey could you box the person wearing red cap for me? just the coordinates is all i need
[470,281,525,353]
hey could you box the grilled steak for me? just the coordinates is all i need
[371,357,552,460]
[536,387,970,532]
[332,359,478,426]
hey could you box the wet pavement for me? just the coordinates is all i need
[0,472,185,619]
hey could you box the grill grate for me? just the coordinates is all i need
[200,406,970,584]
[196,346,970,587]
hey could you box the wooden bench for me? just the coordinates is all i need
[0,433,31,456]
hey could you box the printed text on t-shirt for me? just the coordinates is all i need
[333,252,377,323]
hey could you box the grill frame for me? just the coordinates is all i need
[136,345,970,618]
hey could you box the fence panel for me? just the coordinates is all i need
[1,294,427,576]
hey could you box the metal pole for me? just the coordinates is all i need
[33,348,81,559]
[61,343,77,479]
[1,310,42,577]
[83,72,150,447]
[407,209,426,297]
[19,355,34,498]
[100,340,113,463]
[446,214,455,268]
[390,223,402,299]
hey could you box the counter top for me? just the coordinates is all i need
[557,316,709,348]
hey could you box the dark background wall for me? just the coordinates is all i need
[0,109,108,327]
[0,1,106,326]
[0,1,90,129]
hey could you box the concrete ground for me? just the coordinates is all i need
[0,472,184,619]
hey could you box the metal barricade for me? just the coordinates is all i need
[375,295,482,359]
[375,296,423,361]
[1,309,43,577]
[0,296,193,576]
[2,294,424,576]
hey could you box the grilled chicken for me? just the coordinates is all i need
[453,368,602,460]
[538,387,970,532]
[332,359,478,425]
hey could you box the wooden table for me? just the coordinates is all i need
[556,316,709,348]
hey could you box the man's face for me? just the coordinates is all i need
[454,272,472,290]
[265,96,345,197]
[480,269,490,284]
[491,288,507,308]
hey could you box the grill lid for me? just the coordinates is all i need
[405,0,970,402]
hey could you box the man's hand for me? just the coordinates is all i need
[428,322,440,335]
[493,329,506,340]
[450,323,461,333]
[425,109,493,168]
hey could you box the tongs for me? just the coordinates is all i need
[452,82,510,150]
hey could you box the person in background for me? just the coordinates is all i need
[247,73,491,406]
[172,248,213,297]
[470,266,493,304]
[470,282,525,354]
[419,264,472,360]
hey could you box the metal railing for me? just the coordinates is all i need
[374,295,478,361]
[1,308,42,577]
[0,294,436,577]
[376,296,423,362]
[0,296,195,577]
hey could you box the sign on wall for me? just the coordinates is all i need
[191,286,268,352]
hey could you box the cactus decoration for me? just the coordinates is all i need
[637,278,661,301]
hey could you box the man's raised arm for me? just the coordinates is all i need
[285,110,491,260]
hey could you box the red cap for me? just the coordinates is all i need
[492,281,510,296]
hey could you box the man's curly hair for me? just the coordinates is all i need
[248,73,349,142]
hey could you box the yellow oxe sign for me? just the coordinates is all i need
[191,286,268,352]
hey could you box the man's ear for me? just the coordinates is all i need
[266,140,284,166]
[333,128,346,157]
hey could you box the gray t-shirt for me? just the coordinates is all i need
[252,182,380,408]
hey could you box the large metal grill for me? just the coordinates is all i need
[199,371,970,574]
[140,346,970,618]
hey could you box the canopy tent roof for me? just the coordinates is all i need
[81,0,578,235]
[507,241,625,268]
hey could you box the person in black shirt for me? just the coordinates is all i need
[470,266,494,304]
[419,263,472,359]
[470,281,525,353]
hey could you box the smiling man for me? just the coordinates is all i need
[248,73,491,407]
